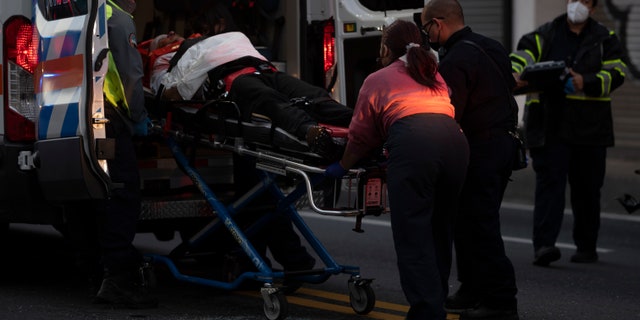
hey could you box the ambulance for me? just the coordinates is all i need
[0,0,429,238]
[1,0,514,237]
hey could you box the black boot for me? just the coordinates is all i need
[94,264,158,309]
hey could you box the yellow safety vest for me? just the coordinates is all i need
[103,0,131,117]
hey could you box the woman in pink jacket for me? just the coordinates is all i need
[325,20,469,320]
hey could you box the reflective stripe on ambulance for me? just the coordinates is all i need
[34,5,86,140]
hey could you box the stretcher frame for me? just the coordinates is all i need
[144,100,386,320]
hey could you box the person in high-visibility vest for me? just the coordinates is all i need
[511,0,628,267]
[93,0,156,308]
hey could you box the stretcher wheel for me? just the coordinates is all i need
[263,290,288,320]
[348,279,376,315]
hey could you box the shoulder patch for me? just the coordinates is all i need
[129,33,137,48]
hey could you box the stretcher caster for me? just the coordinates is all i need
[348,277,376,315]
[261,285,288,320]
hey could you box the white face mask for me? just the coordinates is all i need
[567,1,590,24]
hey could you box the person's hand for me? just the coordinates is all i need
[564,77,575,94]
[324,161,348,178]
[133,117,152,136]
[512,72,528,91]
[565,68,584,93]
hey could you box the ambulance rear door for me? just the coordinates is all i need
[33,0,110,201]
[302,0,425,107]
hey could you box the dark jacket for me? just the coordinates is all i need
[106,0,147,127]
[438,27,518,142]
[510,14,627,147]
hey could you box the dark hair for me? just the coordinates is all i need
[422,0,465,25]
[382,20,442,91]
[190,2,238,36]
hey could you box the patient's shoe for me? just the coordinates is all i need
[306,126,342,161]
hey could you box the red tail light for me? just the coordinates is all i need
[323,19,335,73]
[15,23,39,73]
[3,16,38,142]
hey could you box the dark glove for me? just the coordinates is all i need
[133,117,151,137]
[324,161,347,178]
[564,77,575,94]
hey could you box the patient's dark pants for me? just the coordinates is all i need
[228,72,353,139]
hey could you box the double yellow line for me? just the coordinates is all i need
[238,287,460,320]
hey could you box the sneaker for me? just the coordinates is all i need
[459,304,519,320]
[93,271,158,309]
[533,246,561,267]
[570,250,598,263]
[306,126,342,161]
[445,287,479,313]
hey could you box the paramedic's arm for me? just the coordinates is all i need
[340,88,384,170]
[108,8,147,122]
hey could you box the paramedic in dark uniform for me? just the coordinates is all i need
[511,0,627,266]
[422,1,519,319]
[326,20,469,320]
[92,0,156,308]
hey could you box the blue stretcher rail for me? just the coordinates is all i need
[145,133,376,319]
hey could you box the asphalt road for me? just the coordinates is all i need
[0,199,639,320]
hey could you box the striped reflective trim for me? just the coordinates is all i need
[566,93,612,102]
[604,59,628,77]
[510,49,536,73]
[525,99,540,106]
[35,6,85,37]
[38,102,81,139]
[35,55,84,93]
[36,87,82,139]
[35,3,87,141]
[534,34,543,62]
[35,9,85,60]
[597,70,613,96]
[98,2,107,37]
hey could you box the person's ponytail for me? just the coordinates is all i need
[383,20,443,92]
[406,44,441,90]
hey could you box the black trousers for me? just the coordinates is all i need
[386,114,469,320]
[228,72,353,140]
[98,105,144,274]
[530,141,606,253]
[454,132,518,308]
[66,106,142,276]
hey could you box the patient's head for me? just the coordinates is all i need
[190,2,238,37]
[150,31,184,51]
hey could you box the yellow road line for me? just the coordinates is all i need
[238,288,461,319]
[237,290,405,319]
[297,287,409,313]
[285,295,405,320]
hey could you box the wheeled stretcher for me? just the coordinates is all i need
[144,97,388,320]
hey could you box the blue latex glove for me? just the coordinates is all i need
[133,117,152,137]
[564,77,575,94]
[324,161,348,178]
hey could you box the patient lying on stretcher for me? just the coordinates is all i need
[144,12,353,161]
